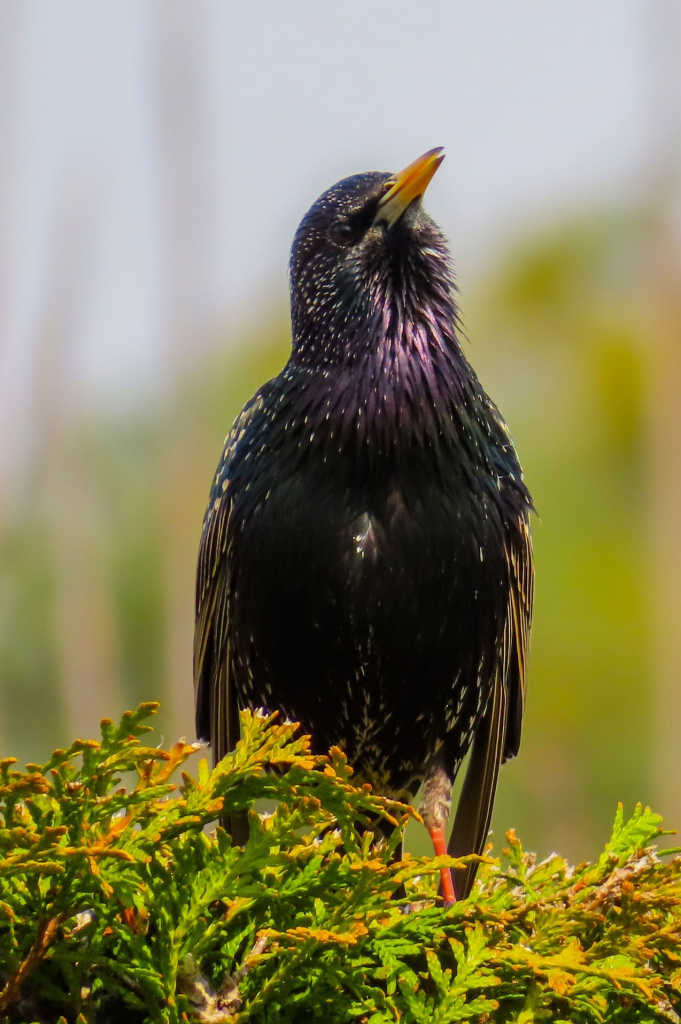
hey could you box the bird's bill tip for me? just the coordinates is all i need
[374,147,445,228]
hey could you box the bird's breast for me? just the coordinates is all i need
[224,389,513,793]
[350,512,379,562]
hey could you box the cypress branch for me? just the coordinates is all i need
[0,705,679,1023]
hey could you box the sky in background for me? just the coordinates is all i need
[0,0,649,424]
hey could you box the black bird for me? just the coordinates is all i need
[194,149,533,902]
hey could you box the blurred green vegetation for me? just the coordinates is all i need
[0,210,654,865]
[0,517,62,762]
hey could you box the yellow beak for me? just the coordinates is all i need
[374,147,445,228]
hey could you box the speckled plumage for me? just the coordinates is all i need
[194,163,533,899]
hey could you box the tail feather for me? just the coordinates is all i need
[448,674,508,900]
[211,657,249,845]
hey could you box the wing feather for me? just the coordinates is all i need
[193,396,263,760]
[194,400,264,846]
[503,515,534,761]
[448,512,534,900]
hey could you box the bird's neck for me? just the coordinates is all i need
[285,291,477,455]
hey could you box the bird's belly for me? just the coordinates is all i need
[229,472,506,793]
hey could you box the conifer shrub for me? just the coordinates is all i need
[0,704,679,1023]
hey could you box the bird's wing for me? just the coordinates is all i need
[502,514,534,761]
[448,513,534,900]
[194,396,263,767]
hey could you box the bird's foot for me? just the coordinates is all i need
[399,899,431,915]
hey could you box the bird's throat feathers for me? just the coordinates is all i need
[290,219,459,369]
[286,238,477,455]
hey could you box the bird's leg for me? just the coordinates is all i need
[420,762,456,906]
[428,824,456,904]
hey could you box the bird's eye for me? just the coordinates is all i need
[329,220,357,246]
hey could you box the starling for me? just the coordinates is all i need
[194,149,533,902]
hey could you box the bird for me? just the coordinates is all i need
[194,148,533,903]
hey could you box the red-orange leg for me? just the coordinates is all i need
[428,825,456,904]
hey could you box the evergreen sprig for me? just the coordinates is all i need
[0,705,679,1023]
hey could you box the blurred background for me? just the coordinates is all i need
[1,0,680,863]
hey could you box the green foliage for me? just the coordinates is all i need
[0,706,679,1024]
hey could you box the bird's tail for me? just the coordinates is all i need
[209,660,250,845]
[447,675,508,900]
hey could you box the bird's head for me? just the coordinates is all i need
[289,148,455,366]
